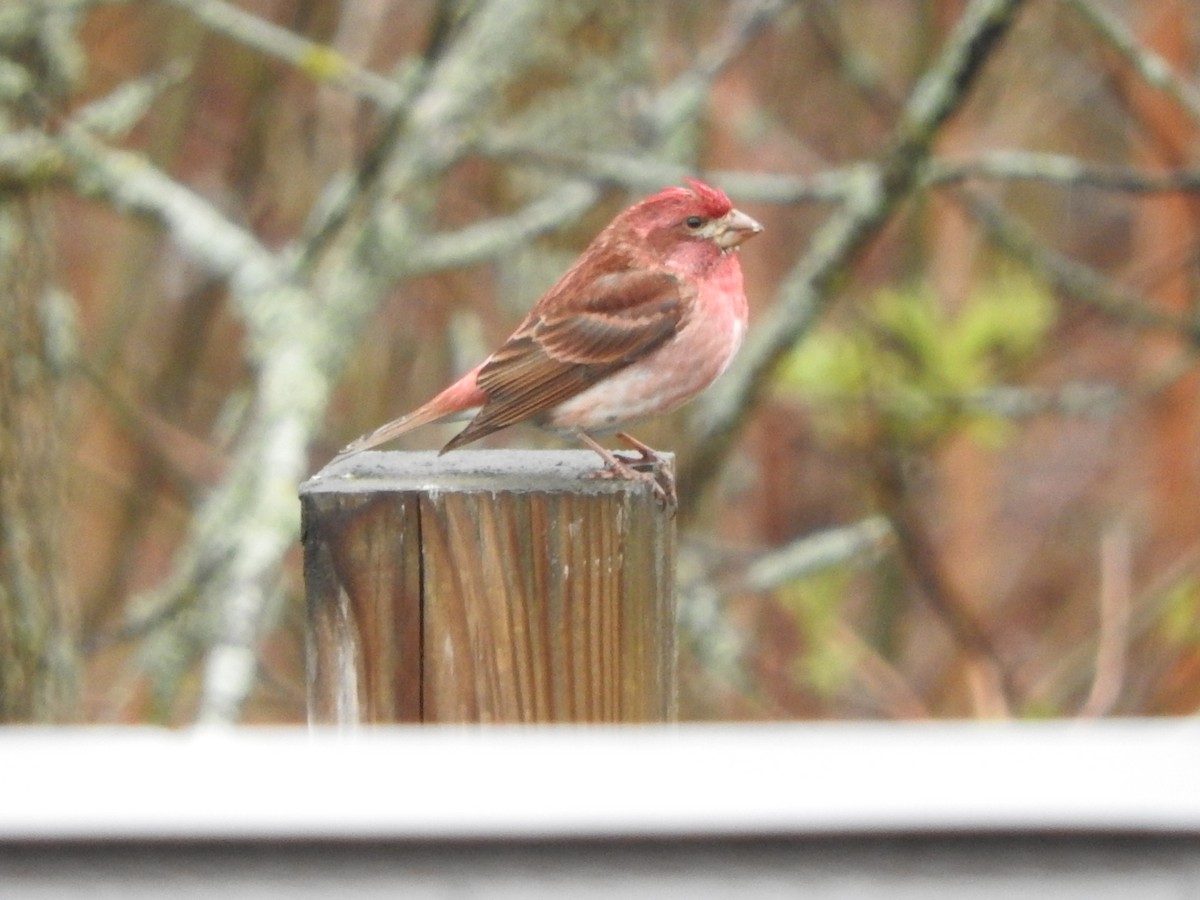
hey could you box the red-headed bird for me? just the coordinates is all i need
[330,178,762,502]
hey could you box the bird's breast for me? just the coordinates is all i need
[542,256,748,433]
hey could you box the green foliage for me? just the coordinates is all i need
[778,266,1056,447]
[1159,577,1200,646]
[300,45,349,82]
[777,571,856,699]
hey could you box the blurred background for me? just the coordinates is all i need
[2,0,1198,724]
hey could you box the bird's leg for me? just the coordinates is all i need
[614,432,676,502]
[612,432,659,464]
[576,432,675,506]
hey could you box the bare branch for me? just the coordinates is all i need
[57,125,290,299]
[72,62,188,137]
[479,139,853,204]
[932,150,1200,193]
[299,0,550,271]
[969,194,1200,343]
[652,0,800,135]
[741,517,893,592]
[399,0,800,276]
[830,620,931,720]
[0,129,66,189]
[1062,0,1200,126]
[874,445,1016,716]
[1079,521,1132,717]
[190,0,563,723]
[952,382,1123,419]
[482,144,1200,208]
[684,0,1030,505]
[1028,543,1200,714]
[404,182,602,277]
[680,518,925,720]
[164,0,405,109]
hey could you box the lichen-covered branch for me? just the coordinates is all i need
[164,0,404,108]
[969,193,1200,344]
[12,0,1191,724]
[59,126,290,297]
[184,0,798,722]
[685,0,1029,501]
[0,197,79,722]
[1062,0,1200,126]
[482,142,1200,205]
[933,151,1200,192]
[0,9,81,722]
[740,516,893,592]
[44,0,569,721]
[186,0,557,723]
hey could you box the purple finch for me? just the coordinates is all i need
[331,178,762,502]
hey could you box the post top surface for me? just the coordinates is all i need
[301,449,674,496]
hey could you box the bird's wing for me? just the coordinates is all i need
[442,269,686,450]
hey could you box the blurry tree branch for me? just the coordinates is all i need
[650,0,795,135]
[1062,0,1200,126]
[0,129,64,188]
[481,142,1200,204]
[406,0,795,273]
[133,0,791,723]
[969,194,1200,344]
[165,0,405,108]
[1030,543,1200,714]
[0,0,126,17]
[0,198,79,722]
[933,151,1200,193]
[828,618,931,720]
[678,0,1029,715]
[678,0,1200,501]
[58,127,290,295]
[297,0,552,272]
[799,382,1125,422]
[680,517,929,719]
[174,0,555,723]
[12,0,1197,722]
[404,181,602,277]
[1078,521,1132,717]
[0,1,80,722]
[31,0,557,718]
[871,445,1015,715]
[479,139,854,203]
[740,516,893,592]
[685,0,1028,494]
[948,382,1123,419]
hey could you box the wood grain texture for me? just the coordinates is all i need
[303,491,424,723]
[301,450,676,724]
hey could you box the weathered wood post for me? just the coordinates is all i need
[301,450,677,724]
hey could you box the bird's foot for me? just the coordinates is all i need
[577,432,676,508]
[615,432,676,504]
[590,456,674,506]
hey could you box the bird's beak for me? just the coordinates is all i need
[714,208,764,250]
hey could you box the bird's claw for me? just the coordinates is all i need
[579,431,677,509]
[588,463,676,508]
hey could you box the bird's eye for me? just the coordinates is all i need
[685,215,704,229]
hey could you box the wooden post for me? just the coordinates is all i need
[301,450,677,724]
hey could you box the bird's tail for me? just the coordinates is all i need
[327,405,448,467]
[326,367,486,468]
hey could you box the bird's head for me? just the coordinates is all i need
[621,178,763,273]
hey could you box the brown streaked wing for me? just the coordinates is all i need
[442,269,686,451]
